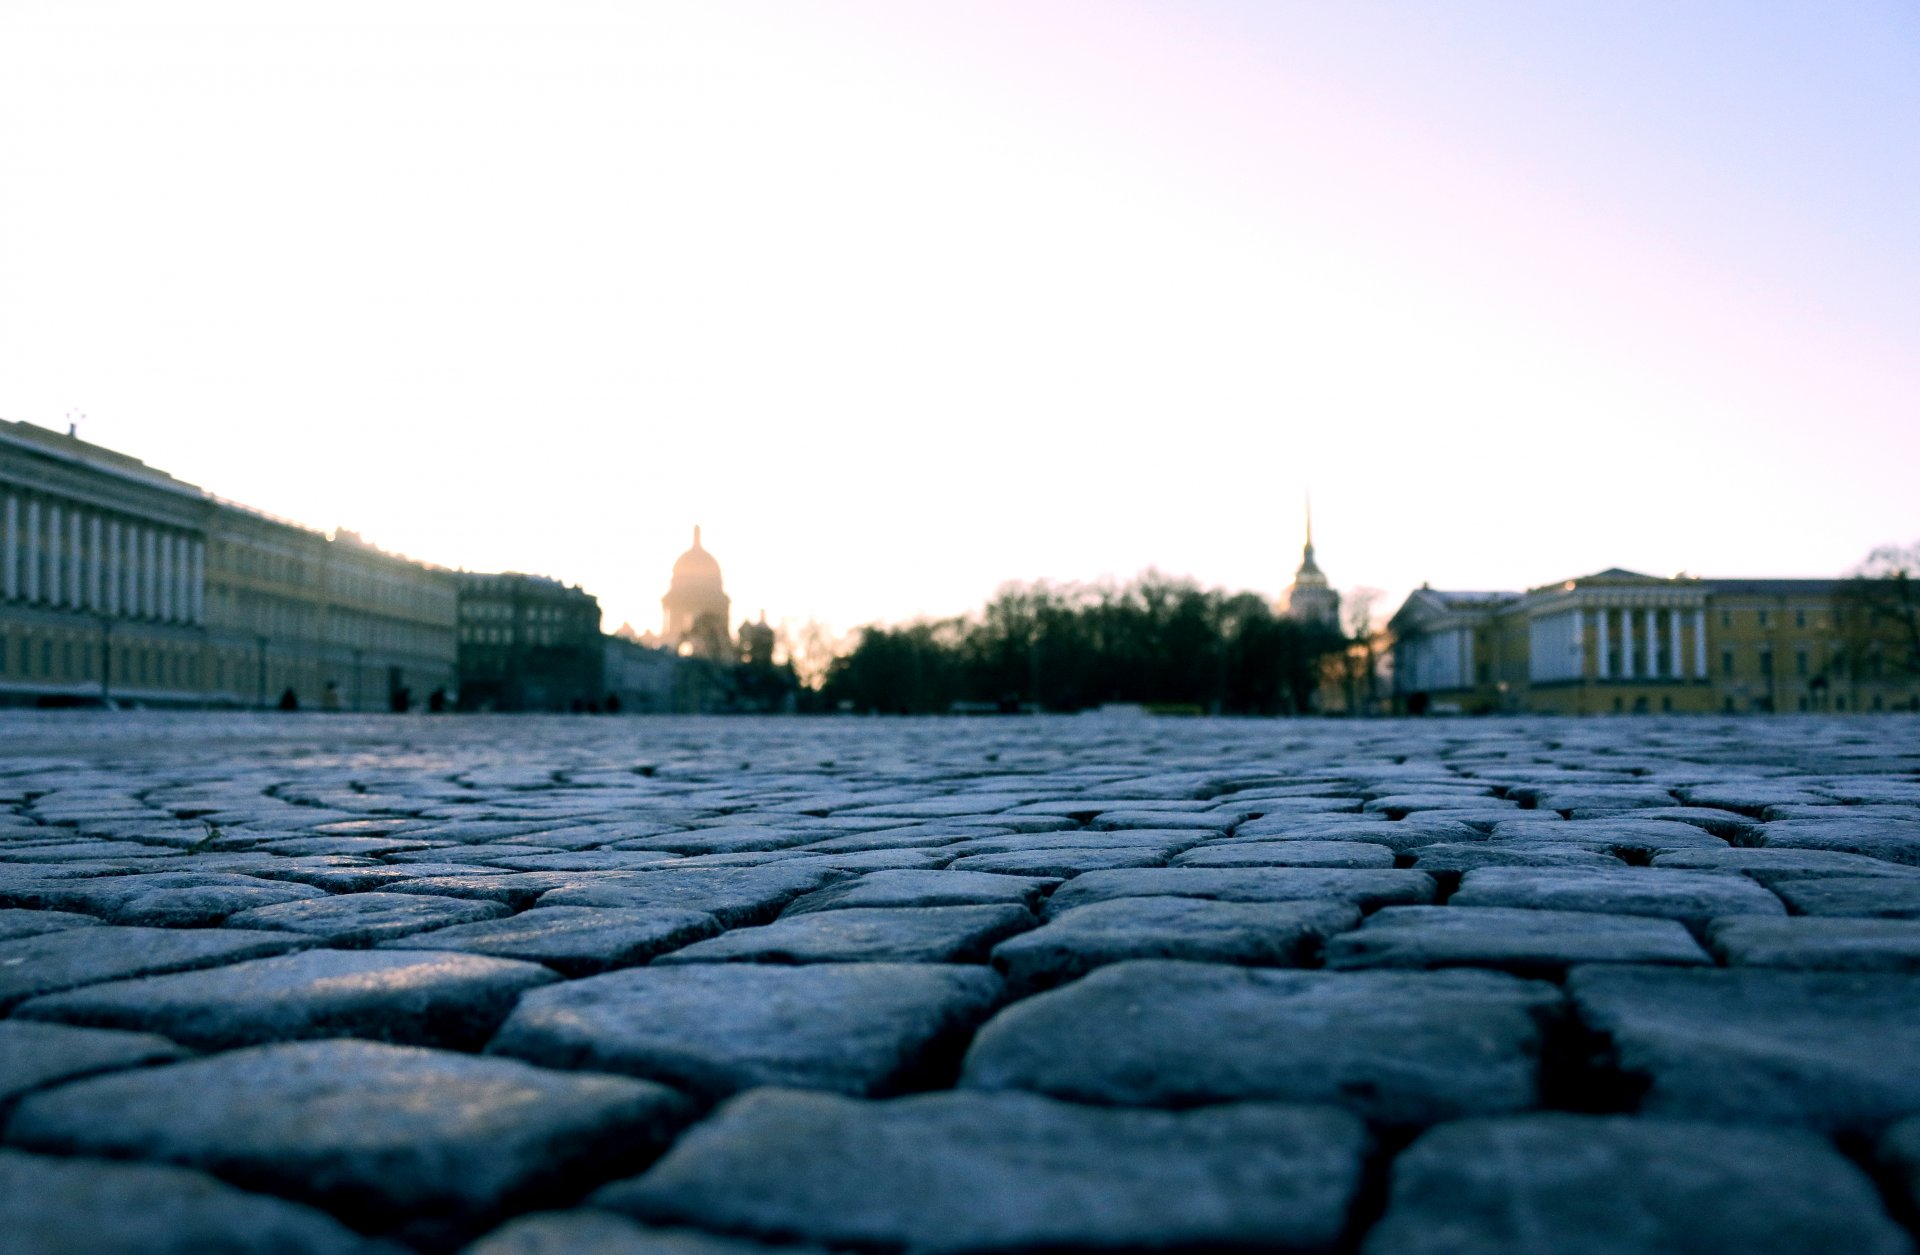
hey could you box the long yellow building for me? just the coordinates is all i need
[0,419,455,709]
[1390,567,1918,715]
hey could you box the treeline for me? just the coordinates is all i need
[819,573,1348,715]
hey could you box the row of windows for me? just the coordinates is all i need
[1719,608,1822,630]
[0,630,201,689]
[459,626,582,647]
[1719,645,1832,678]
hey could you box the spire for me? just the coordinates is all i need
[1305,493,1313,550]
[693,525,702,549]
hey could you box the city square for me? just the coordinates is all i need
[0,710,1917,1252]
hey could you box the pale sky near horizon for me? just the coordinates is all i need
[2,2,1916,642]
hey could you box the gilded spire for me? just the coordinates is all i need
[693,525,702,549]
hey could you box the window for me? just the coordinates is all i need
[1795,610,1806,629]
[1721,611,1731,628]
[1721,651,1733,677]
[1796,651,1808,677]
[1723,697,1735,713]
[1661,696,1672,712]
[1759,651,1773,677]
[1758,610,1769,628]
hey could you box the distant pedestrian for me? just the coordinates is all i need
[277,687,299,712]
[321,681,342,712]
[428,687,447,713]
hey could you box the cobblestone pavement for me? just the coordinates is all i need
[2,712,1919,1254]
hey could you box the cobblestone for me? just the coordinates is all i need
[0,711,1915,1252]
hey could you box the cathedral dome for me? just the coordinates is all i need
[662,525,732,654]
[670,527,723,589]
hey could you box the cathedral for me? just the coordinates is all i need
[660,526,733,657]
[1280,500,1341,628]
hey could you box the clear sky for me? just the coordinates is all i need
[3,1,1915,642]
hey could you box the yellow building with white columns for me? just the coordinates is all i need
[1390,568,1917,715]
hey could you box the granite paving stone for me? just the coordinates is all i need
[1773,875,1920,918]
[1707,916,1920,971]
[943,847,1171,876]
[0,1149,393,1255]
[1450,866,1786,927]
[0,925,308,1010]
[1763,816,1920,865]
[535,865,846,926]
[0,908,99,941]
[962,959,1557,1123]
[595,1088,1369,1254]
[5,1040,691,1243]
[383,905,721,975]
[655,904,1035,965]
[1650,846,1920,883]
[991,896,1359,993]
[779,868,1058,915]
[1364,1115,1914,1255]
[223,892,511,945]
[1045,866,1439,916]
[0,1020,189,1113]
[0,872,328,926]
[490,962,1005,1098]
[15,948,557,1049]
[1173,839,1397,868]
[1568,964,1920,1132]
[1327,906,1710,976]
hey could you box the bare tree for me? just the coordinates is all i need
[1835,543,1920,680]
[1339,587,1385,714]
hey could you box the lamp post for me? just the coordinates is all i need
[98,614,113,707]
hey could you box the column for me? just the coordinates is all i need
[172,536,189,624]
[143,529,159,618]
[190,540,205,624]
[128,526,144,617]
[158,533,173,622]
[105,523,120,616]
[87,516,103,610]
[1570,609,1585,678]
[1670,609,1683,680]
[2,494,15,599]
[1645,608,1658,677]
[1694,608,1708,679]
[1597,608,1611,679]
[24,500,40,602]
[47,504,64,606]
[68,511,83,607]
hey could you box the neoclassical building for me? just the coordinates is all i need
[661,526,732,658]
[0,418,456,708]
[1280,502,1341,628]
[1391,567,1919,714]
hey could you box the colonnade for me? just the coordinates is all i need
[0,491,205,624]
[1590,605,1707,680]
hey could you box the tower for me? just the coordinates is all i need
[1281,496,1342,628]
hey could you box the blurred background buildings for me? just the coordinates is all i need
[1,417,1911,716]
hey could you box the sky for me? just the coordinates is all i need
[2,1,1916,642]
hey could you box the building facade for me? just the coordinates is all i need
[1391,568,1919,715]
[455,572,604,712]
[0,419,456,708]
